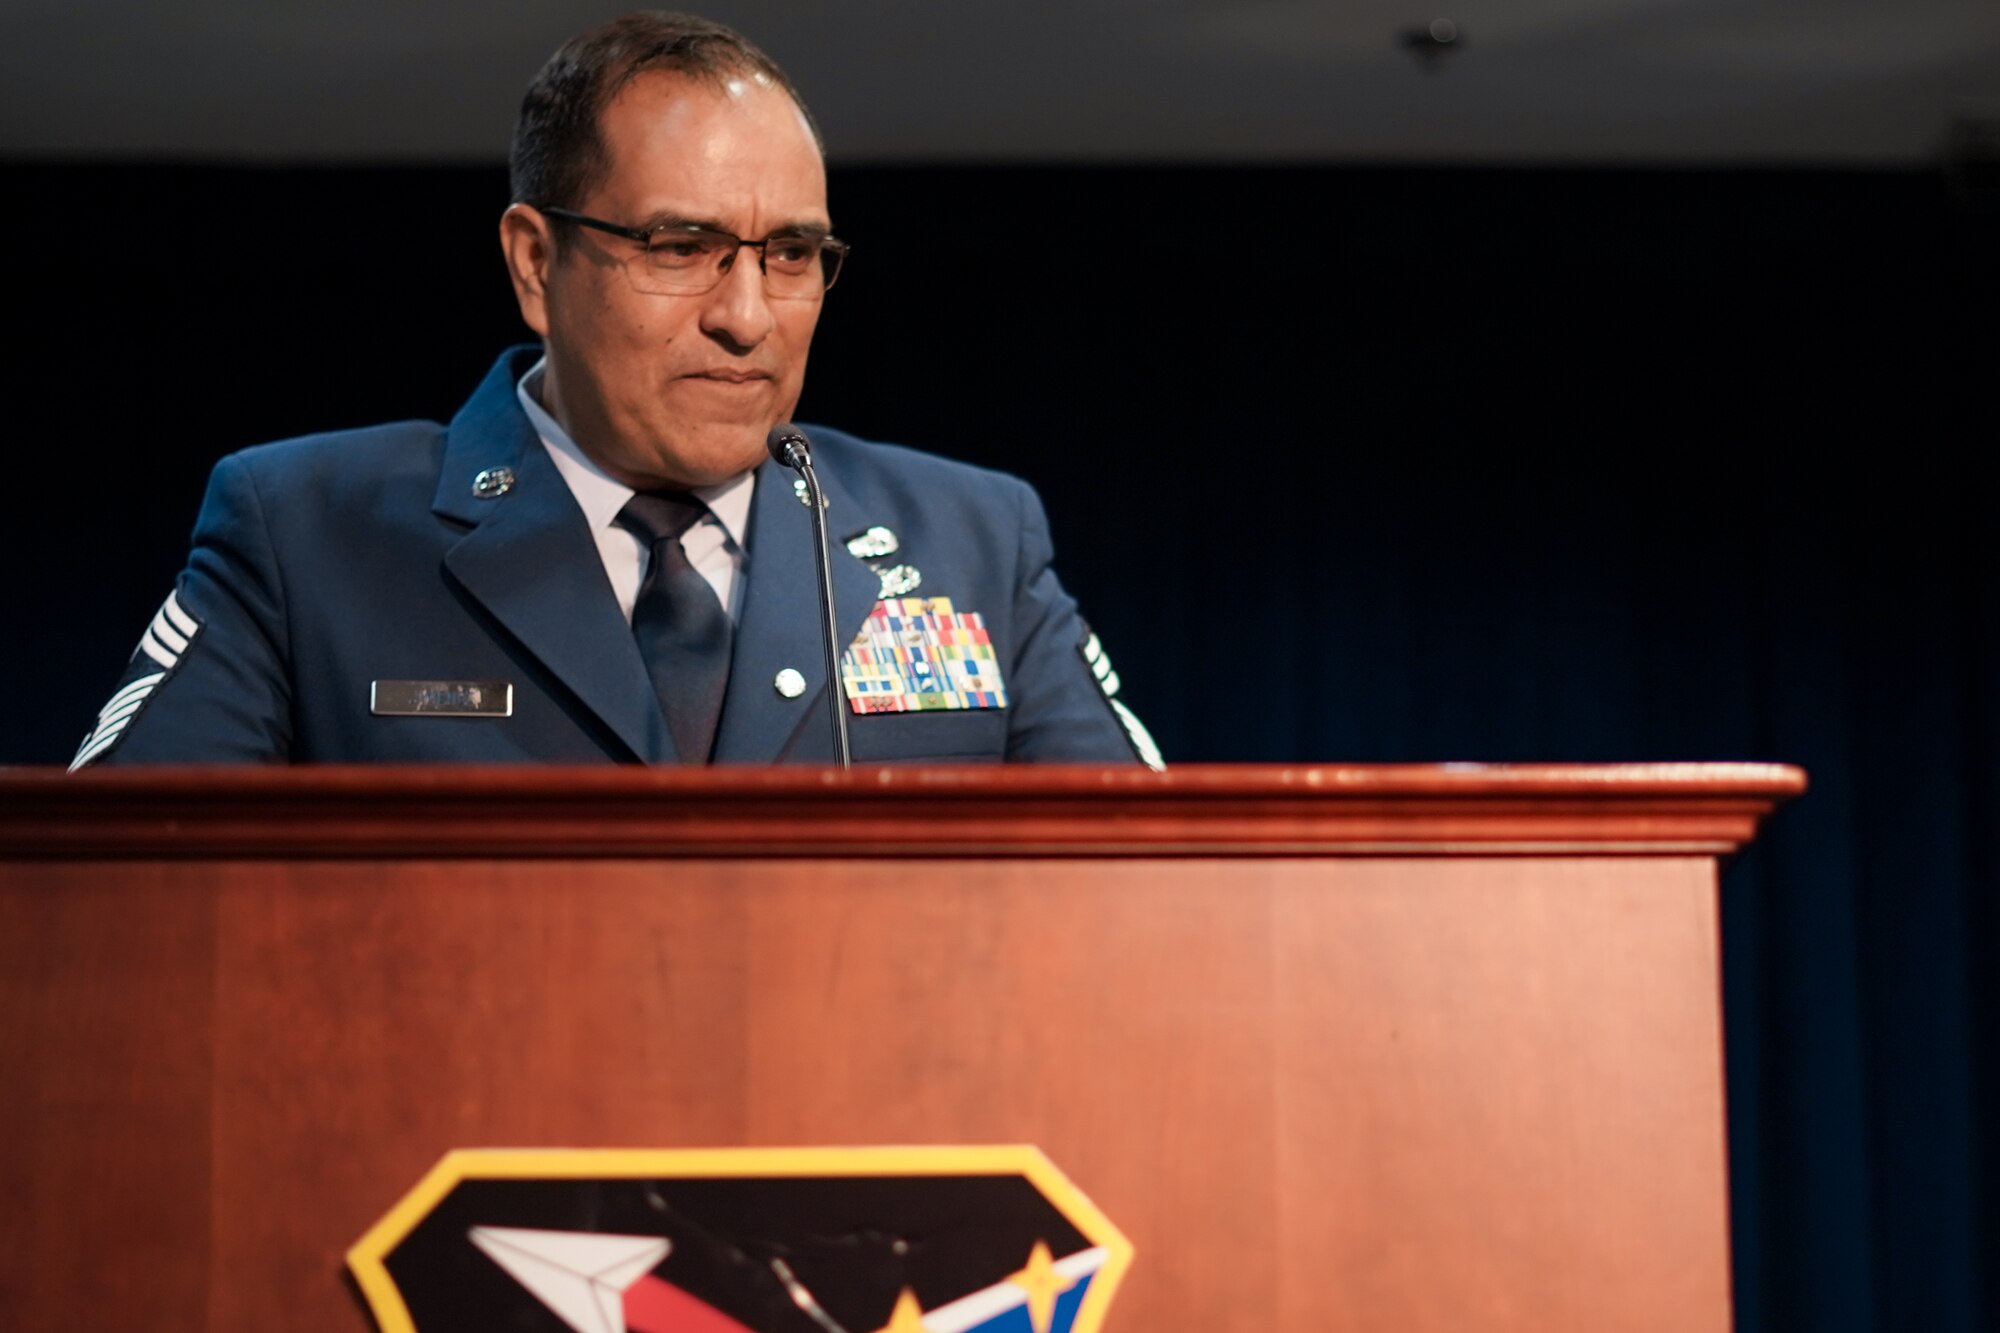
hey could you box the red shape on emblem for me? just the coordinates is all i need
[623,1273,757,1333]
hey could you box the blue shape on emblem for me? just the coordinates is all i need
[953,1272,1094,1333]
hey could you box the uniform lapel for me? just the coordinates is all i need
[713,456,881,762]
[433,351,675,764]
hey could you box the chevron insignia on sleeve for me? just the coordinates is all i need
[1078,627,1165,771]
[69,590,203,771]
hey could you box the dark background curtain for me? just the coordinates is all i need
[4,161,1993,1332]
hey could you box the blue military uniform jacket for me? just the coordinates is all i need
[75,349,1155,767]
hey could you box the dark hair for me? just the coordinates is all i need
[508,10,821,214]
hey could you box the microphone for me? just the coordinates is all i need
[767,425,810,471]
[766,423,852,768]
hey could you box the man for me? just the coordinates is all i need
[73,11,1157,768]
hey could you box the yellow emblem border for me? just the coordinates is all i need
[347,1145,1134,1333]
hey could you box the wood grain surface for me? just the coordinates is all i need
[0,767,1795,1332]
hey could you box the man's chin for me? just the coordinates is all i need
[632,428,771,491]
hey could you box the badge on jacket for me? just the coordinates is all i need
[840,597,1008,714]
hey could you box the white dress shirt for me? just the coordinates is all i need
[516,360,753,624]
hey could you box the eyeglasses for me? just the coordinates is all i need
[542,206,848,298]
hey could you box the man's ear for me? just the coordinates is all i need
[499,204,556,337]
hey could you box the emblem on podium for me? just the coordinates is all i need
[349,1146,1132,1333]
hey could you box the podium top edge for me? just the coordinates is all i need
[0,763,1807,860]
[3,760,1807,801]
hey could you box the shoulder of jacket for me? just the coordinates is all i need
[223,419,445,473]
[210,421,450,505]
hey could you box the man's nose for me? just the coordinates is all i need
[698,249,776,349]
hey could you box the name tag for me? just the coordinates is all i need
[371,680,514,718]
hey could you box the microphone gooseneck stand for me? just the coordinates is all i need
[766,424,852,768]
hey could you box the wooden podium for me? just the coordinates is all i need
[0,763,1801,1332]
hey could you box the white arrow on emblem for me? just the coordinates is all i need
[469,1225,671,1333]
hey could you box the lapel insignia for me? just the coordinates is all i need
[471,467,515,499]
[876,563,922,597]
[841,597,1008,714]
[792,478,827,509]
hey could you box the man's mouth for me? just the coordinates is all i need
[684,369,771,384]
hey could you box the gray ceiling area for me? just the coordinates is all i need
[4,0,1997,163]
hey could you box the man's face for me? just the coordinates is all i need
[502,70,829,491]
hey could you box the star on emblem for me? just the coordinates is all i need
[1007,1241,1076,1333]
[877,1286,928,1333]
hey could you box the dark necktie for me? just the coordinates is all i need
[616,492,733,763]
